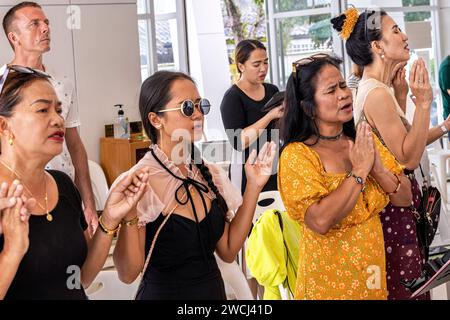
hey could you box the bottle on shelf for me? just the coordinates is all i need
[113,104,130,139]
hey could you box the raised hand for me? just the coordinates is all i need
[101,168,150,228]
[392,61,408,103]
[0,182,15,235]
[370,140,385,176]
[0,181,34,259]
[268,104,284,120]
[348,122,374,179]
[244,141,277,189]
[83,207,99,239]
[409,58,433,109]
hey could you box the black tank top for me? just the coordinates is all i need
[143,199,225,285]
[0,170,88,300]
[135,148,228,300]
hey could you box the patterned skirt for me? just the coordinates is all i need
[380,173,430,300]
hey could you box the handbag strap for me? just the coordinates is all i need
[274,209,295,298]
[418,163,427,185]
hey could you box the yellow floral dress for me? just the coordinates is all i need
[278,135,404,300]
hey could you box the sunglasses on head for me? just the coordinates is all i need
[0,65,51,95]
[291,53,331,74]
[157,98,211,117]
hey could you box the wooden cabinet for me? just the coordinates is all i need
[100,138,150,186]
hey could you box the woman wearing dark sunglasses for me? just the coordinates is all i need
[278,53,412,299]
[331,8,438,300]
[220,39,282,196]
[0,69,149,299]
[113,70,276,300]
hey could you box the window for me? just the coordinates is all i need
[275,13,333,87]
[266,0,338,88]
[274,0,330,13]
[137,0,188,81]
[266,0,442,125]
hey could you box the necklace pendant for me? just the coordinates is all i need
[46,213,53,222]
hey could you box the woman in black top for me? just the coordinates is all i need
[220,39,283,194]
[0,67,149,299]
[113,71,276,300]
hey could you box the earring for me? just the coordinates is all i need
[8,136,13,146]
[381,52,385,59]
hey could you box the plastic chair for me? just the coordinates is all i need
[214,253,254,300]
[254,191,286,224]
[86,270,140,300]
[278,283,294,300]
[245,209,299,300]
[428,139,450,203]
[88,160,109,211]
[239,191,286,298]
[429,163,450,244]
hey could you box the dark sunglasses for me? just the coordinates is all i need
[291,53,331,74]
[158,98,211,117]
[0,65,51,95]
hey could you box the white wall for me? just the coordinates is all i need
[186,0,230,141]
[0,0,141,162]
[70,2,141,162]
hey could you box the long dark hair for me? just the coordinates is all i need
[139,71,229,218]
[331,9,387,66]
[279,54,356,148]
[235,39,266,75]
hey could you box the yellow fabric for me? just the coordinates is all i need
[245,209,301,300]
[278,135,402,300]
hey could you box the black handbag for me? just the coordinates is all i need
[411,165,442,261]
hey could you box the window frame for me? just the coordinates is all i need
[265,0,442,93]
[265,0,345,88]
[138,0,189,78]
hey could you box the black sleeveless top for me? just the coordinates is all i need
[135,148,228,300]
[143,199,225,284]
[0,170,88,300]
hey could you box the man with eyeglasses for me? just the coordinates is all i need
[1,2,98,236]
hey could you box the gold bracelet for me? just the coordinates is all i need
[121,216,139,227]
[98,215,121,235]
[386,173,401,196]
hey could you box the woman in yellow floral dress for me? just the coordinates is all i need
[278,54,412,300]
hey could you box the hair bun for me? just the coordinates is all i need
[331,7,360,41]
[331,14,346,32]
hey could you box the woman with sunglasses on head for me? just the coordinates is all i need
[0,68,149,300]
[220,39,283,195]
[278,53,412,300]
[113,71,276,300]
[331,8,441,300]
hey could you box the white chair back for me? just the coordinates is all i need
[429,163,450,242]
[254,191,286,224]
[86,270,140,300]
[88,160,109,211]
[278,283,294,300]
[215,253,254,300]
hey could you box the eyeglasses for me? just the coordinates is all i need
[291,53,331,74]
[0,65,51,95]
[158,98,211,117]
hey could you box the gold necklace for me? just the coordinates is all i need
[0,159,52,222]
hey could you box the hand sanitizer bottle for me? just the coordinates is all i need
[113,104,130,139]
